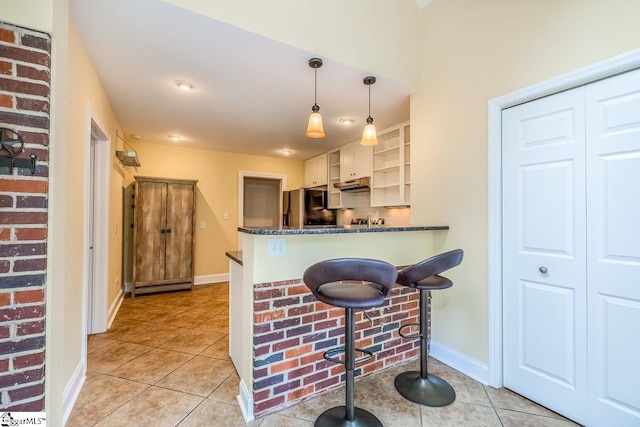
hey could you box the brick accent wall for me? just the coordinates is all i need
[252,279,423,417]
[0,21,51,411]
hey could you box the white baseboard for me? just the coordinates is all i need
[430,340,489,385]
[237,378,254,422]
[107,287,124,329]
[194,273,229,285]
[62,362,86,425]
[123,274,229,294]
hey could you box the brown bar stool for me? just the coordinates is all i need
[394,249,463,407]
[304,258,398,427]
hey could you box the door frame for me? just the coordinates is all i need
[237,170,287,229]
[82,103,111,354]
[487,49,640,388]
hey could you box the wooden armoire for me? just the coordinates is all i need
[132,176,198,297]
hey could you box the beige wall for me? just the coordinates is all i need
[65,17,126,375]
[161,0,423,90]
[411,0,640,363]
[121,142,304,282]
[2,0,54,32]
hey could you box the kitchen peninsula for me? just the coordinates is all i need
[226,225,448,421]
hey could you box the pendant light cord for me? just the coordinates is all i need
[368,84,371,118]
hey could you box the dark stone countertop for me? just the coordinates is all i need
[237,225,449,236]
[225,251,243,265]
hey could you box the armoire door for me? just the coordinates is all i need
[502,87,588,424]
[585,69,640,426]
[135,180,168,283]
[164,182,194,281]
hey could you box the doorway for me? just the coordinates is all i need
[237,171,287,248]
[83,107,111,349]
[243,177,281,227]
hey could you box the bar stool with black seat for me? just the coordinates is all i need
[394,249,464,407]
[304,258,398,427]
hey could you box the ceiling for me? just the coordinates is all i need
[71,0,411,161]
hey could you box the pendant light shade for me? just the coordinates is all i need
[360,76,378,146]
[305,58,325,138]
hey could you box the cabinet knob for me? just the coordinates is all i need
[539,266,548,274]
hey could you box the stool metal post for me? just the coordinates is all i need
[394,249,463,407]
[315,306,383,427]
[394,288,455,407]
[345,307,355,421]
[419,289,429,379]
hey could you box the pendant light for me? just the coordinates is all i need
[360,76,378,146]
[305,58,325,138]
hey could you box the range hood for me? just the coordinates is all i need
[333,177,370,192]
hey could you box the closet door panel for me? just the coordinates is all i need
[586,68,640,426]
[502,87,587,424]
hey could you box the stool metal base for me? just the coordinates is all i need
[394,371,456,407]
[315,406,383,427]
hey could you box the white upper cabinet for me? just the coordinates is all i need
[371,121,410,207]
[340,140,371,180]
[304,152,328,187]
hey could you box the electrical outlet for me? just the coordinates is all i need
[200,221,206,229]
[268,238,286,257]
[223,212,229,220]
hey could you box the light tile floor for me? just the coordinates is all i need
[68,283,581,426]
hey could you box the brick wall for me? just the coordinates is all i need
[0,21,51,411]
[252,279,423,418]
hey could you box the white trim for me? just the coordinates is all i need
[487,48,640,389]
[81,104,111,378]
[430,340,489,386]
[62,362,85,426]
[194,273,229,285]
[237,170,287,249]
[237,378,254,422]
[107,287,124,329]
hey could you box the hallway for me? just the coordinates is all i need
[67,283,578,426]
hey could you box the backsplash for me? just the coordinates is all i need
[336,192,410,226]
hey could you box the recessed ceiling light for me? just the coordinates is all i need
[131,134,142,140]
[339,118,355,125]
[281,150,293,156]
[174,80,195,91]
[168,135,182,142]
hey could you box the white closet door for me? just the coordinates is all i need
[586,68,640,426]
[502,87,588,424]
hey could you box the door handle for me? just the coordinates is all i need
[166,229,171,234]
[160,229,166,234]
[539,266,548,274]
